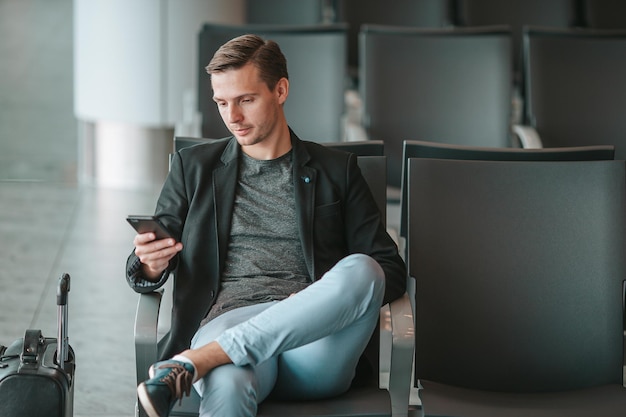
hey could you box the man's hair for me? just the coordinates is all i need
[206,34,289,91]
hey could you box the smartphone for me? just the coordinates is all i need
[126,215,174,240]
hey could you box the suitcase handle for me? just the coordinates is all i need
[57,273,70,306]
[21,329,44,365]
[57,273,71,368]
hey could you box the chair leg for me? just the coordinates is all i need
[136,401,146,417]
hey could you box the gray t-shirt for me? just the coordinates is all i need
[204,151,310,323]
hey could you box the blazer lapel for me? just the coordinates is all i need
[213,138,239,274]
[292,136,316,279]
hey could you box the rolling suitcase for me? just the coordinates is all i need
[0,273,75,416]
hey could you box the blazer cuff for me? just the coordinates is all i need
[127,257,170,293]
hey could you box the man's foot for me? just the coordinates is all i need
[137,360,195,417]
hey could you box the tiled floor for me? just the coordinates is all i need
[0,1,160,415]
[0,183,160,417]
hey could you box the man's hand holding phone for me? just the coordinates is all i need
[127,215,183,281]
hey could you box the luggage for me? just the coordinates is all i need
[0,273,75,417]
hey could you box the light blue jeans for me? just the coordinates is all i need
[190,253,385,417]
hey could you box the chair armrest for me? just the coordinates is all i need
[134,290,163,385]
[512,124,543,149]
[387,292,414,417]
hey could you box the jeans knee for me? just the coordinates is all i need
[199,365,257,416]
[333,254,385,303]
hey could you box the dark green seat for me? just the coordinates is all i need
[407,157,626,416]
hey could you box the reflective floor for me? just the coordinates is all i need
[0,183,160,416]
[0,1,159,415]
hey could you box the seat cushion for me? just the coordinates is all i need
[419,380,626,417]
[258,386,391,417]
[170,385,391,417]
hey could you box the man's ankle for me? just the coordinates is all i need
[171,354,199,382]
[180,342,232,378]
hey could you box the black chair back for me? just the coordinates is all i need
[338,0,454,79]
[523,27,626,160]
[580,0,626,29]
[399,140,615,239]
[198,23,348,143]
[359,25,513,188]
[454,0,580,84]
[408,158,626,391]
[246,0,326,25]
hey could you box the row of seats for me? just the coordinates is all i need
[196,22,626,192]
[135,137,626,416]
[246,0,626,78]
[359,25,626,188]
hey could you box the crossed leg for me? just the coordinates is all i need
[187,254,385,416]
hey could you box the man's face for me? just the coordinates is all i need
[211,63,288,148]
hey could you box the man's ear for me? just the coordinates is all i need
[276,77,289,105]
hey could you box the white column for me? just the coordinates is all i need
[74,0,244,189]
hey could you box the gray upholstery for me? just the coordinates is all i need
[398,139,615,239]
[323,140,385,157]
[522,27,626,160]
[359,25,513,188]
[337,0,454,77]
[454,0,580,83]
[197,24,347,143]
[246,0,326,25]
[324,140,385,219]
[134,137,414,417]
[407,158,626,416]
[581,0,626,29]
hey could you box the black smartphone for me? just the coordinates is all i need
[126,215,174,240]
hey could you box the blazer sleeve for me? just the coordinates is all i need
[125,151,189,293]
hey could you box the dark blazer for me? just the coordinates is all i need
[126,132,406,360]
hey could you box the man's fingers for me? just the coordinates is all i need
[133,232,156,246]
[136,241,179,258]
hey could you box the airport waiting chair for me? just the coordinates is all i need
[171,138,387,220]
[246,0,328,25]
[453,0,581,85]
[197,23,348,144]
[580,0,626,29]
[398,139,615,241]
[135,137,414,417]
[407,157,626,416]
[522,27,626,160]
[336,0,454,81]
[394,141,616,392]
[322,139,385,157]
[359,24,513,190]
[324,140,386,220]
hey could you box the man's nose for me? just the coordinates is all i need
[226,105,242,123]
